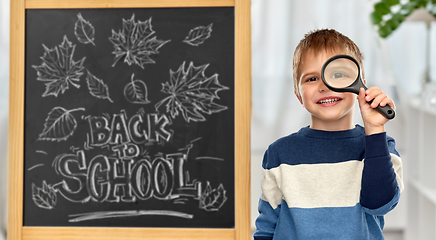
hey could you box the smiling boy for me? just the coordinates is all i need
[254,29,403,240]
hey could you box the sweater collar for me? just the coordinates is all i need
[299,124,365,139]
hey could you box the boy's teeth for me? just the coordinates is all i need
[318,98,340,104]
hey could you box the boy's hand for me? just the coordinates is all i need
[357,87,395,135]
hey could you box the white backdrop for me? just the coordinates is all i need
[0,0,9,238]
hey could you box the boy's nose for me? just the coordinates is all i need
[318,80,329,92]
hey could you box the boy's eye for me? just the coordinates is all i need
[306,77,318,82]
[331,72,346,79]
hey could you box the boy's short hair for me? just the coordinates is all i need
[293,29,364,96]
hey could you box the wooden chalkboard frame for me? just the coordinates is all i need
[8,0,251,239]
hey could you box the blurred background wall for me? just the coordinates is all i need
[0,0,9,239]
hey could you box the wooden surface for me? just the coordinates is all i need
[23,227,235,240]
[8,0,25,240]
[25,0,234,8]
[234,0,252,239]
[8,0,251,239]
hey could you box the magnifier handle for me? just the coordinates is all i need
[368,99,396,119]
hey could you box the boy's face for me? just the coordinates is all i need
[295,50,357,129]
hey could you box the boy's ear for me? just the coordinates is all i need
[295,90,303,104]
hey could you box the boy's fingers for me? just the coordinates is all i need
[358,88,367,107]
[365,87,395,108]
[371,93,388,108]
[379,96,391,107]
[381,97,396,110]
[365,86,379,94]
[365,87,382,102]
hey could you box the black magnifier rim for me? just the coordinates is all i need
[321,54,363,94]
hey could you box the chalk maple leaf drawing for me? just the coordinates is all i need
[32,181,57,209]
[109,14,171,68]
[155,62,229,122]
[38,107,85,142]
[32,35,86,97]
[199,182,227,211]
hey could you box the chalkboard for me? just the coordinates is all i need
[23,7,235,228]
[9,1,250,239]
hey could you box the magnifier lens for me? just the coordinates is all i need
[324,58,359,88]
[321,54,395,120]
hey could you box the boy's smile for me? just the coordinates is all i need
[316,96,342,106]
[296,50,357,131]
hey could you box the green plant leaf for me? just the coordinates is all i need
[373,0,435,38]
[400,2,419,16]
[375,2,392,15]
[386,18,400,31]
[391,12,405,24]
[412,0,429,8]
[383,0,400,6]
[370,11,383,25]
[378,23,393,38]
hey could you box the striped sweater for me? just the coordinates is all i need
[254,125,403,240]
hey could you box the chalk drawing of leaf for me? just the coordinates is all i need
[86,70,113,103]
[32,35,86,97]
[155,61,229,122]
[38,107,85,142]
[124,73,150,104]
[32,181,57,209]
[183,23,213,46]
[199,182,227,211]
[109,14,171,68]
[74,13,96,46]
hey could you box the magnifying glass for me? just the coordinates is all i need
[321,54,395,119]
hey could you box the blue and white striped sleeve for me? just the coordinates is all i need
[254,149,280,240]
